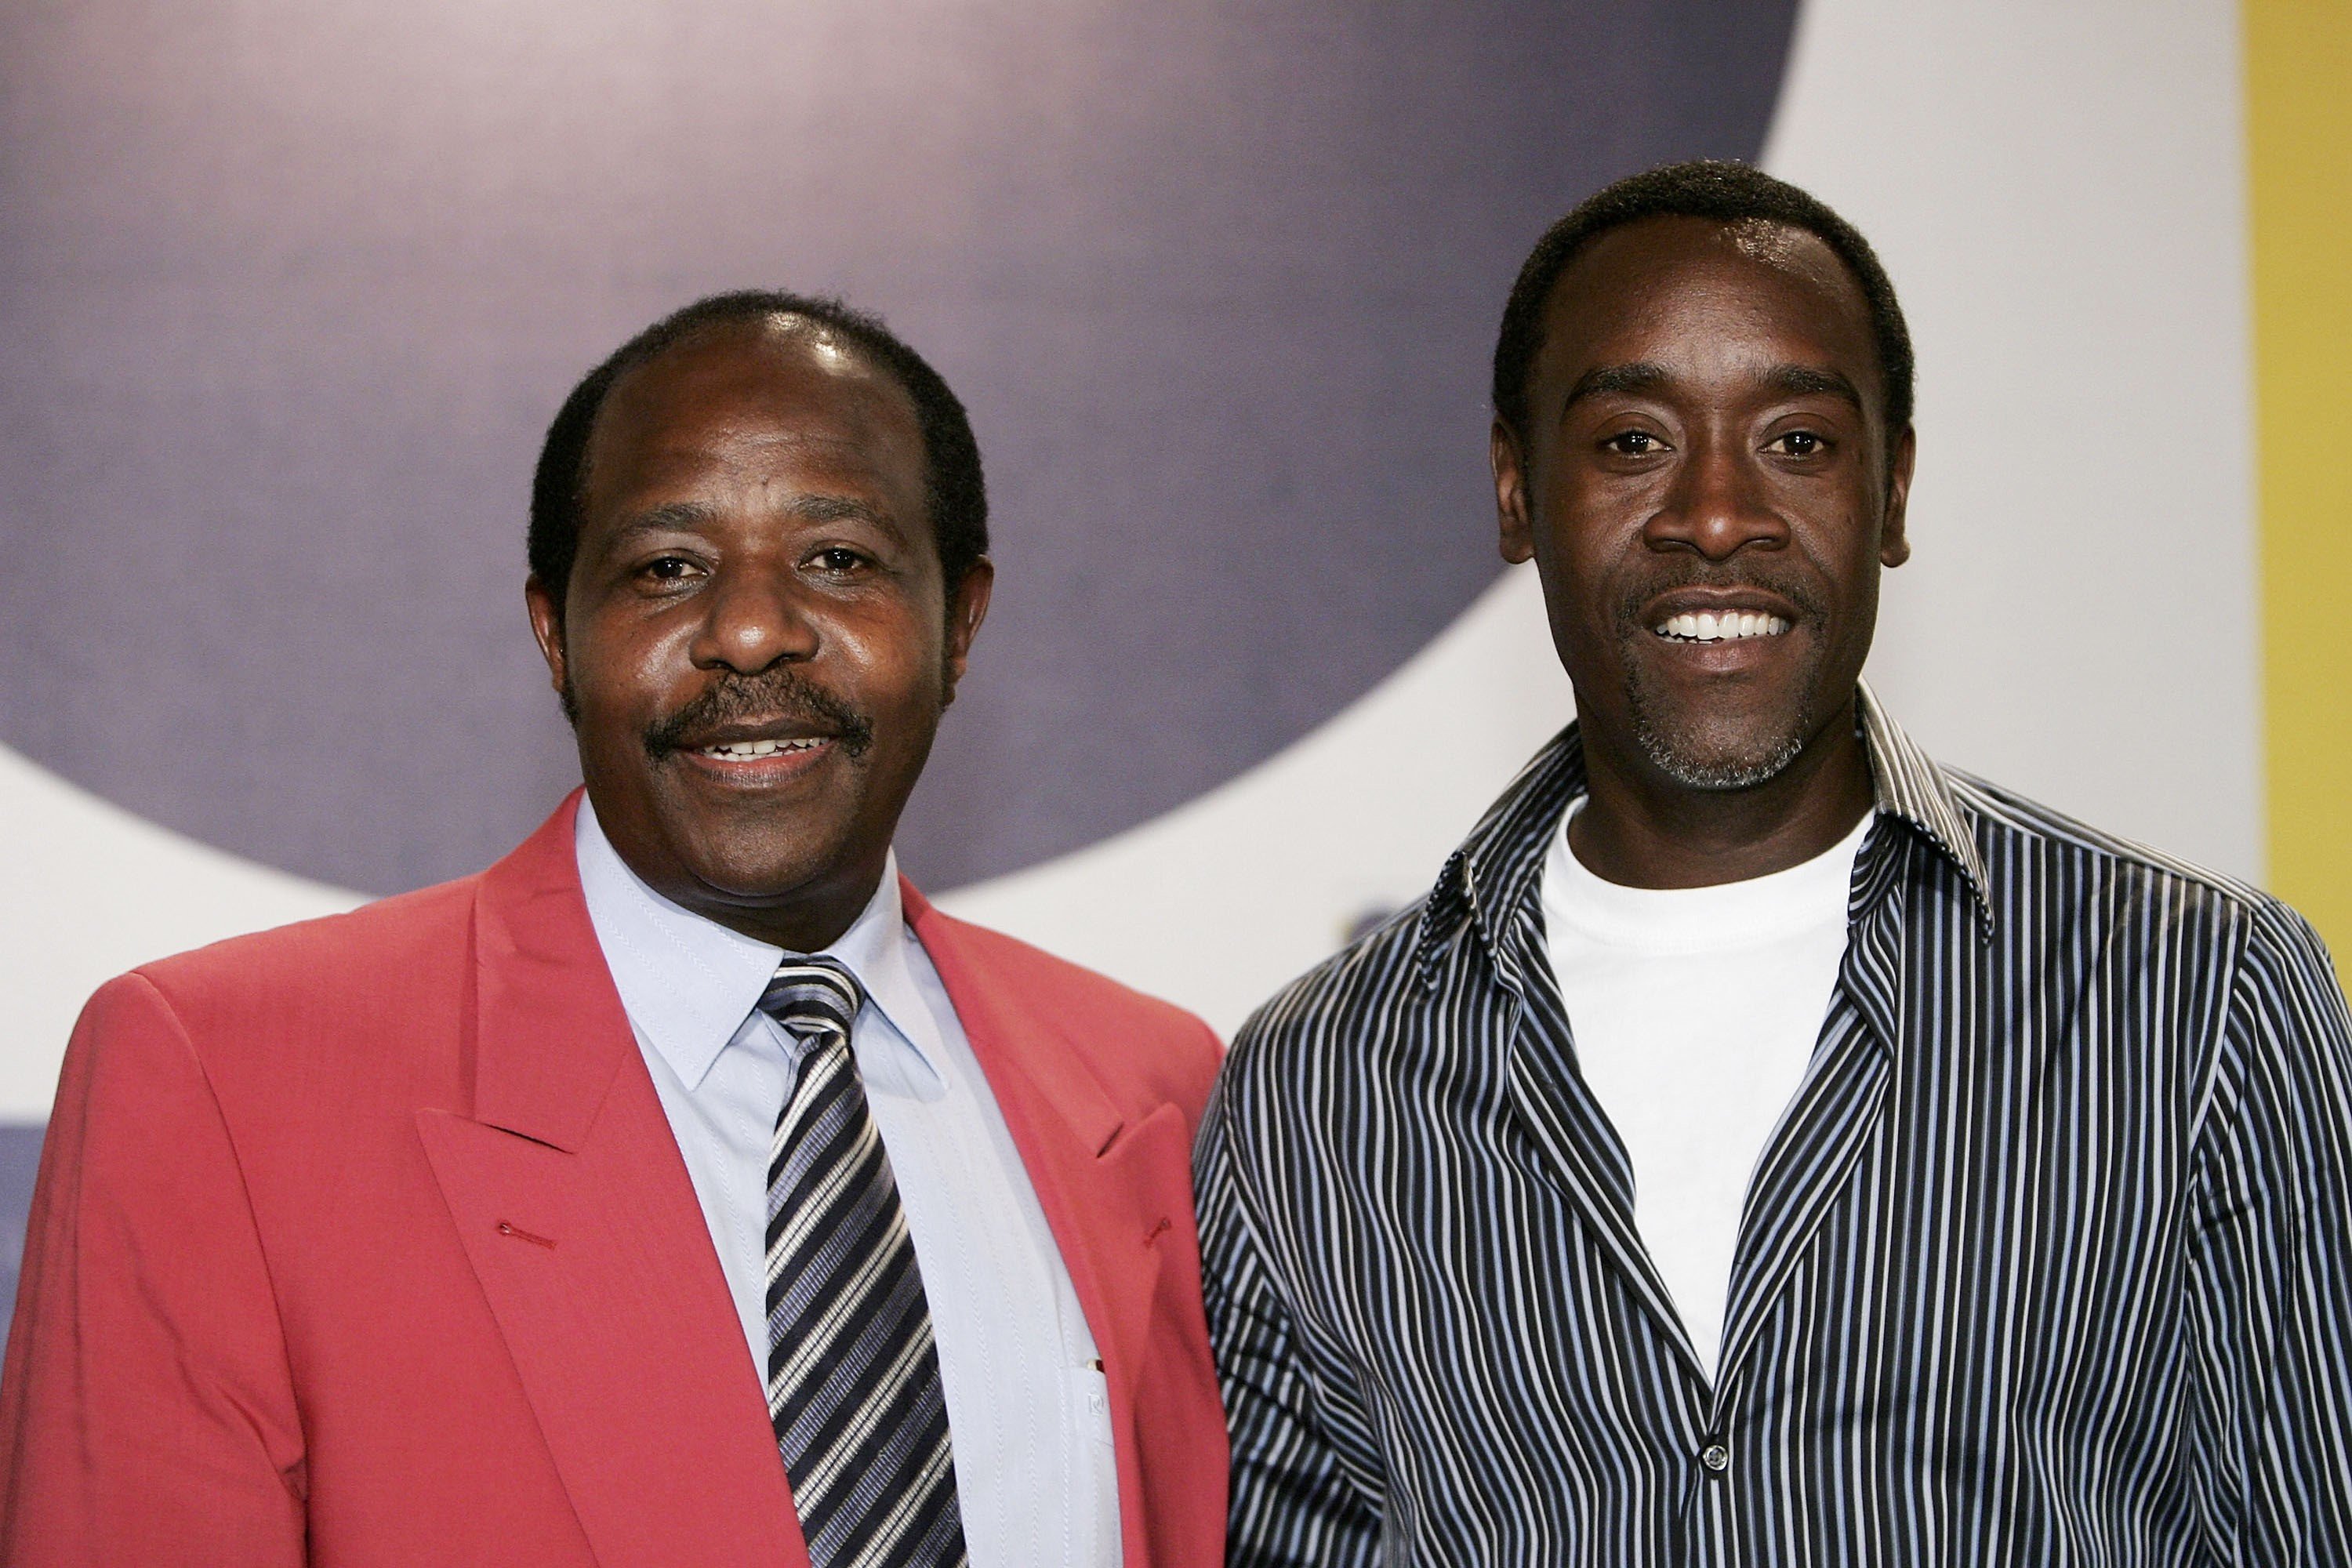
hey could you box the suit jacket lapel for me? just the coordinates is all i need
[420,796,802,1568]
[900,883,1172,1425]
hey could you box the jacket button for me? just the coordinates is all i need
[1700,1443,1730,1475]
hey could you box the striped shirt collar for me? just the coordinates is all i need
[1417,681,1994,976]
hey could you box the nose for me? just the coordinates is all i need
[688,564,819,675]
[1644,432,1789,562]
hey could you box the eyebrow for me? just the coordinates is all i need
[609,492,905,544]
[1560,361,1672,410]
[1764,363,1867,411]
[610,500,718,540]
[1558,360,1868,413]
[789,494,901,535]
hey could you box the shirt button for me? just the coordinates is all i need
[1700,1443,1730,1475]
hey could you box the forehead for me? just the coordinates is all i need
[581,316,927,517]
[1537,215,1881,398]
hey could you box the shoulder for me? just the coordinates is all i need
[125,874,481,1026]
[924,905,1213,1038]
[916,903,1224,1112]
[71,876,487,1097]
[54,873,487,1148]
[1948,771,2284,936]
[1941,771,2352,1044]
[1216,902,1429,1130]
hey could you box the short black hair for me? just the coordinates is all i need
[1492,159,1914,443]
[528,289,988,615]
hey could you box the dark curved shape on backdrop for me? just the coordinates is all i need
[0,1,1798,894]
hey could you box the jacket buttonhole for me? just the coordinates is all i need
[1143,1216,1172,1245]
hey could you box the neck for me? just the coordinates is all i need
[1568,691,1875,889]
[666,855,889,956]
[702,890,877,955]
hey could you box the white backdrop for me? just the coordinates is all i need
[0,0,2259,1115]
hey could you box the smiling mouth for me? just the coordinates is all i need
[694,736,830,761]
[642,666,876,764]
[1653,610,1790,644]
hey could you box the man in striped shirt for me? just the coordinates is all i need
[1196,161,2352,1564]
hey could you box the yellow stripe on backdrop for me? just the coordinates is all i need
[2246,0,2352,972]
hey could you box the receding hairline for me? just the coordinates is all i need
[1490,162,1916,449]
[593,310,920,426]
[1530,214,1891,418]
[529,286,992,624]
[1550,212,1876,320]
[574,310,931,515]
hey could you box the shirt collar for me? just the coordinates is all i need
[1415,680,1995,977]
[573,799,947,1091]
[1850,681,1992,908]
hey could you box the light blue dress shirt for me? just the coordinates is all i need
[574,801,1120,1568]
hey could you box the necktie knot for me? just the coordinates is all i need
[757,956,864,1052]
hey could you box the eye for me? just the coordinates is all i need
[1766,430,1828,458]
[1602,429,1668,456]
[641,554,703,583]
[808,546,871,575]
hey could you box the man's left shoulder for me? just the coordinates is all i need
[914,902,1224,1112]
[1951,771,2332,970]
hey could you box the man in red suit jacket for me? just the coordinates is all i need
[0,292,1227,1566]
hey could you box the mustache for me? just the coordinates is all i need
[1613,560,1828,632]
[641,667,875,760]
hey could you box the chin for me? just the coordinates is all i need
[1621,652,1835,790]
[1640,734,1808,791]
[1626,698,1815,793]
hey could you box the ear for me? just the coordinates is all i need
[1879,425,1915,568]
[940,557,995,707]
[524,575,570,698]
[1492,418,1536,564]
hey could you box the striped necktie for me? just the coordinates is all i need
[758,957,969,1568]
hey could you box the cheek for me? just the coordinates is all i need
[1541,466,1652,560]
[1541,528,1638,633]
[844,610,949,706]
[1821,514,1888,605]
[566,622,690,749]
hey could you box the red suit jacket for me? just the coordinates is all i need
[0,797,1229,1566]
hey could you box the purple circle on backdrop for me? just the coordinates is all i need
[0,2,1795,894]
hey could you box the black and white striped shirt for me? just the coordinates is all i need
[1196,688,2352,1565]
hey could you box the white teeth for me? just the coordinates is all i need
[699,737,823,759]
[1652,611,1791,643]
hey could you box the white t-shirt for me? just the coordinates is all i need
[1538,800,1873,1377]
